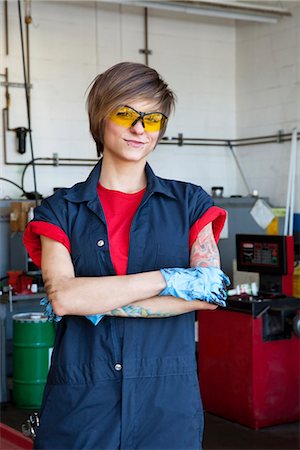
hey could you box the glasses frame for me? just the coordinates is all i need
[112,105,168,131]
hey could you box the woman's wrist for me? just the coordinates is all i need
[157,270,167,292]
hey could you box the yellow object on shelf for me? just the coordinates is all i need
[267,217,279,235]
[293,264,300,298]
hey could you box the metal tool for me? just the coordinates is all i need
[22,411,40,440]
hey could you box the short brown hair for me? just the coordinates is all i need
[86,62,176,156]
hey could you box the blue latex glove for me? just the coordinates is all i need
[159,267,230,307]
[40,297,104,326]
[85,313,104,326]
[40,297,62,323]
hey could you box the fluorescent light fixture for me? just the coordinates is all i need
[103,0,292,24]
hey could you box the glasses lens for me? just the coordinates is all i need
[110,106,139,127]
[143,113,166,132]
[110,106,167,132]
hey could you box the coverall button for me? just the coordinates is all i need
[97,239,105,247]
[114,363,122,371]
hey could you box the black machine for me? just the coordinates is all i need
[233,234,299,342]
[236,234,294,296]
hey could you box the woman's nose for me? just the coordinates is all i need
[130,119,145,134]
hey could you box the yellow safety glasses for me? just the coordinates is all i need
[109,105,168,132]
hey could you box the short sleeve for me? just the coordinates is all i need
[23,194,71,268]
[189,186,214,226]
[189,206,227,249]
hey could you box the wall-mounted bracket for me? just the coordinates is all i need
[139,49,152,55]
[1,81,33,89]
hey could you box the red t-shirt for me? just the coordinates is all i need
[97,183,146,275]
[23,186,226,270]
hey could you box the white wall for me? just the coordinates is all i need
[1,0,298,208]
[0,0,236,199]
[235,1,300,209]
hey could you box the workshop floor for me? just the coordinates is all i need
[0,402,299,450]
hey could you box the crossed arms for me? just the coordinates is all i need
[41,222,220,319]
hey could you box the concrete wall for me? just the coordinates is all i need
[235,1,300,209]
[1,0,236,199]
[0,0,298,210]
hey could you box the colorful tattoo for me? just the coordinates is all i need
[190,222,220,268]
[106,304,172,318]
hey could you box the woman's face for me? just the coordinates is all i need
[102,100,161,164]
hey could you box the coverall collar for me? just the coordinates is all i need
[64,158,177,203]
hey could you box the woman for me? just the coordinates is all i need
[24,62,229,450]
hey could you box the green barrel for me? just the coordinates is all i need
[12,312,55,408]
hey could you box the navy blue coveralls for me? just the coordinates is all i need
[31,160,214,450]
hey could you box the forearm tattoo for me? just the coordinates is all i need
[106,304,174,318]
[107,224,220,318]
[190,223,220,268]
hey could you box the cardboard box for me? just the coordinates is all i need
[10,201,35,232]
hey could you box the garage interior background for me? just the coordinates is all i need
[0,0,299,209]
[0,1,300,447]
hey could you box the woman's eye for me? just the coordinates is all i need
[117,111,135,119]
[117,111,129,117]
[146,114,161,123]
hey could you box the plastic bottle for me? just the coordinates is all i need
[27,206,34,222]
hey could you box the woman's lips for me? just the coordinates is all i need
[124,139,147,148]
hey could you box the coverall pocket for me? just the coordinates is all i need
[133,372,204,449]
[34,383,122,450]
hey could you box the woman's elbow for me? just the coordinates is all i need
[45,278,72,316]
[46,290,66,316]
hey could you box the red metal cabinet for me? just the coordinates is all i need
[197,308,300,429]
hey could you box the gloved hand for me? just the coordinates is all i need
[85,313,104,326]
[40,297,104,326]
[40,297,62,323]
[159,267,230,307]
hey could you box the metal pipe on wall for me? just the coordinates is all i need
[144,7,149,66]
[4,0,9,55]
[284,128,298,236]
[103,0,291,23]
[2,126,299,167]
[160,132,299,147]
[25,0,32,117]
[190,1,292,17]
[139,8,152,65]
